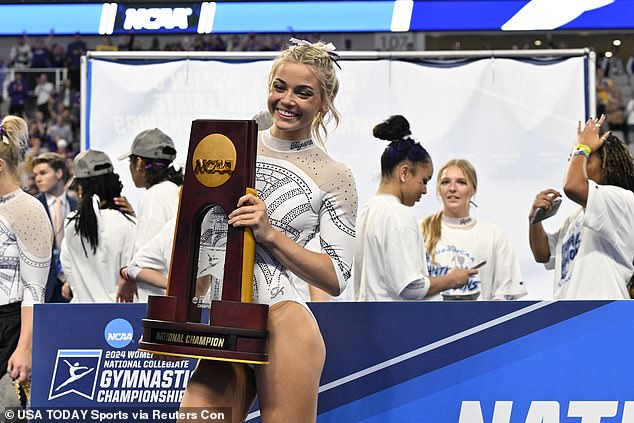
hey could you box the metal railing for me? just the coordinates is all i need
[2,67,68,97]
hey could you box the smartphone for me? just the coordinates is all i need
[531,197,562,224]
[472,260,487,269]
[442,291,481,301]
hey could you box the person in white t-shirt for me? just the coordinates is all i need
[354,115,476,302]
[117,128,183,301]
[117,214,223,306]
[421,159,527,301]
[59,150,136,303]
[118,218,175,298]
[529,115,634,299]
[33,73,54,119]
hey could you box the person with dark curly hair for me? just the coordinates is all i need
[354,115,476,301]
[529,115,634,298]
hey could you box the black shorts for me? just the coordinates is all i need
[0,302,21,380]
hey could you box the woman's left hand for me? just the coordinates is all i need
[61,281,73,301]
[576,115,609,153]
[227,193,274,243]
[117,276,137,303]
[7,345,31,383]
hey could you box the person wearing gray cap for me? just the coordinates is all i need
[117,128,183,302]
[59,150,136,303]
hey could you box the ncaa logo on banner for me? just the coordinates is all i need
[48,349,102,400]
[104,318,134,348]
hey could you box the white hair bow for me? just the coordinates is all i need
[288,38,341,69]
[289,37,337,53]
[0,124,8,145]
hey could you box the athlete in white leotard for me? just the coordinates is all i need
[178,39,358,423]
[0,116,52,409]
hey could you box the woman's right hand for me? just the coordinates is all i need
[529,189,561,222]
[7,346,31,383]
[446,267,478,289]
[228,192,275,243]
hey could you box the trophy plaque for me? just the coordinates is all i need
[139,119,268,364]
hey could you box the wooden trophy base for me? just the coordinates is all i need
[139,296,269,364]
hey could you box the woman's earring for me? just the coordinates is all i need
[400,177,405,183]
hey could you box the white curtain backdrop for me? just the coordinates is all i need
[86,55,588,299]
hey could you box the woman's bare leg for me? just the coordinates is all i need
[255,301,326,423]
[178,360,256,423]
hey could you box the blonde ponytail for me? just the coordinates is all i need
[0,115,29,176]
[421,211,443,264]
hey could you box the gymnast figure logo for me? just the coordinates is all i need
[55,360,94,391]
[48,350,102,400]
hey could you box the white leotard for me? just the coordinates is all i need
[252,131,357,307]
[0,189,52,306]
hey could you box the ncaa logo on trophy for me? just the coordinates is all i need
[139,119,269,364]
[192,134,236,187]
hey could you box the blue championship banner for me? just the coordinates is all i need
[30,301,634,422]
[31,304,198,422]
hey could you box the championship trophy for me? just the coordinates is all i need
[139,119,268,364]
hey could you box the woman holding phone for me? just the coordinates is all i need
[354,115,476,302]
[421,159,526,300]
[529,115,634,299]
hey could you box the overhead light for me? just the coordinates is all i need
[534,40,542,46]
[613,39,622,46]
[605,51,613,58]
